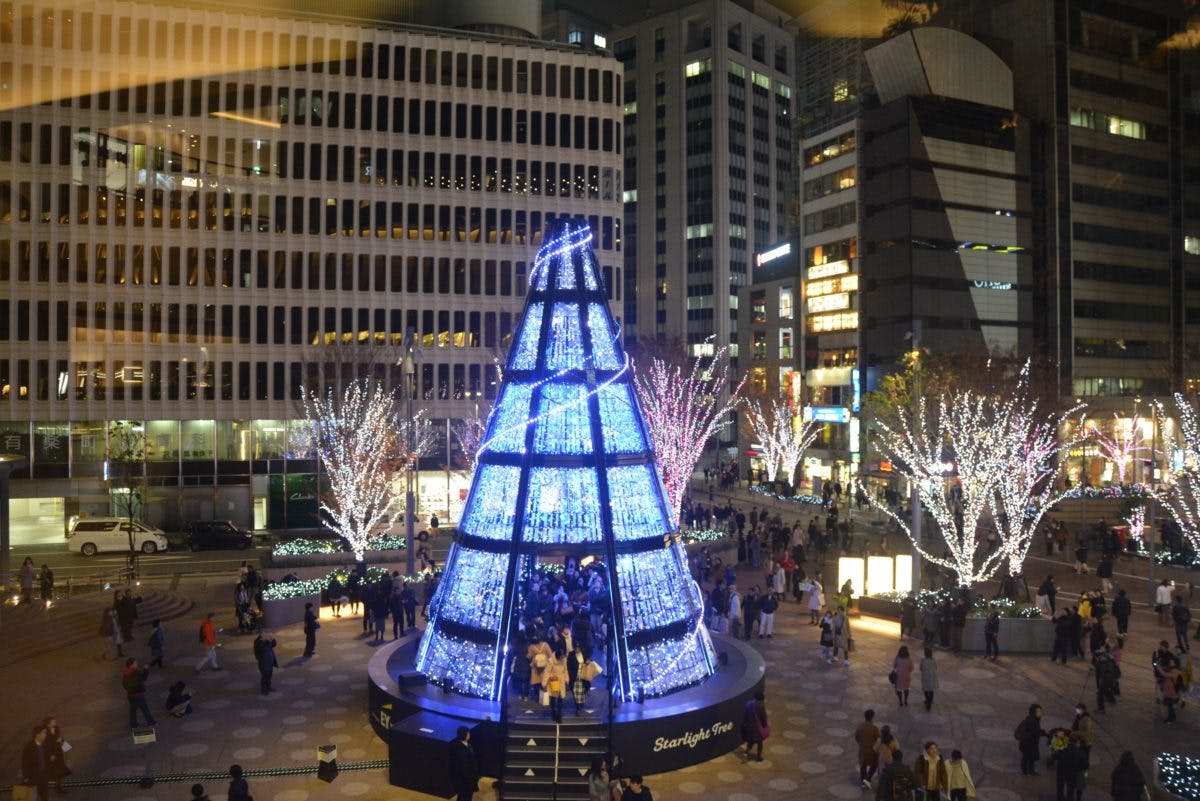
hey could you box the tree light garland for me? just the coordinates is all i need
[1086,412,1145,485]
[743,395,818,487]
[1158,394,1200,552]
[863,365,1081,587]
[302,379,433,561]
[633,347,745,525]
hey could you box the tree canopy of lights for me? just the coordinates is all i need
[742,395,818,488]
[988,378,1085,576]
[633,347,745,525]
[451,414,488,476]
[1087,412,1145,486]
[1159,394,1200,550]
[864,366,1080,587]
[302,379,431,560]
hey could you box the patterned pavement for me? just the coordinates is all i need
[3,563,1186,801]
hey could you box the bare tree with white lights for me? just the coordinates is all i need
[742,394,818,490]
[303,379,433,561]
[865,368,1079,587]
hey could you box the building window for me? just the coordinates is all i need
[778,287,793,319]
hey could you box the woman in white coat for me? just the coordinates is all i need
[807,576,824,624]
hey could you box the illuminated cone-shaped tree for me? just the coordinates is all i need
[415,217,716,700]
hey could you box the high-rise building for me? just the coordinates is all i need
[0,2,623,541]
[860,27,1034,370]
[950,0,1198,404]
[610,0,795,356]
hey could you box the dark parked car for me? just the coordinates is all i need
[186,520,254,551]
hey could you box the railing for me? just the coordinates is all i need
[1,565,138,604]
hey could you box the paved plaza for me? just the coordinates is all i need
[1,498,1192,801]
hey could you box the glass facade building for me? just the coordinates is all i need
[0,2,623,540]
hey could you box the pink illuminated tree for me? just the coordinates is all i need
[1087,413,1145,485]
[633,347,746,525]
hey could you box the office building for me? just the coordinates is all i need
[610,0,795,356]
[0,1,623,541]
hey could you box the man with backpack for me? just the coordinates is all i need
[876,748,918,801]
[1172,595,1192,651]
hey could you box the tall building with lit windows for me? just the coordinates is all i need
[609,0,795,356]
[0,1,623,540]
[858,27,1034,370]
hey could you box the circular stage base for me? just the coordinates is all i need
[368,633,766,796]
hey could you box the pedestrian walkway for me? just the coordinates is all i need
[3,556,1187,801]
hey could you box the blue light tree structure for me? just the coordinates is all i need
[415,217,717,702]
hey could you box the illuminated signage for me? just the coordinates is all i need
[807,260,849,280]
[849,417,861,453]
[807,293,850,313]
[851,367,861,413]
[972,280,1014,290]
[809,312,859,332]
[807,406,851,424]
[756,242,792,267]
[807,274,859,297]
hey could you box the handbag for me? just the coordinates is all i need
[539,689,550,706]
[12,784,35,801]
[888,670,898,685]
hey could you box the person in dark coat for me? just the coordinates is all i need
[21,725,51,801]
[227,764,251,801]
[1015,704,1047,776]
[42,717,69,794]
[1112,589,1132,635]
[448,726,480,801]
[400,582,418,631]
[1110,751,1146,801]
[303,603,319,658]
[122,657,156,729]
[390,586,407,639]
[742,587,761,640]
[253,628,279,694]
[1051,735,1088,801]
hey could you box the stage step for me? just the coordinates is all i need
[500,721,608,801]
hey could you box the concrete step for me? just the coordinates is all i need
[0,588,195,668]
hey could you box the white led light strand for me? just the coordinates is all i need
[862,364,1078,587]
[1087,412,1146,485]
[743,395,818,486]
[301,379,434,561]
[1159,395,1200,551]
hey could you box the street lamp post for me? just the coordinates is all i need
[908,322,922,592]
[403,328,418,577]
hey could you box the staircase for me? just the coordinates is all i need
[501,720,608,801]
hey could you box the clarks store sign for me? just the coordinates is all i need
[653,721,735,752]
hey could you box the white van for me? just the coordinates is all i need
[68,518,169,556]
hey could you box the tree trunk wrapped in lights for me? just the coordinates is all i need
[989,389,1086,576]
[1159,394,1200,549]
[865,367,1079,587]
[633,348,745,525]
[302,379,432,561]
[451,415,488,476]
[742,394,818,488]
[1087,412,1145,486]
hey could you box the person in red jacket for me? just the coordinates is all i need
[195,612,222,673]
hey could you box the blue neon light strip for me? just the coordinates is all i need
[483,384,534,454]
[433,548,509,629]
[587,304,620,369]
[535,383,594,454]
[510,303,544,370]
[459,465,522,539]
[546,303,583,371]
[609,465,669,539]
[523,467,603,544]
[597,384,646,453]
[581,249,601,291]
